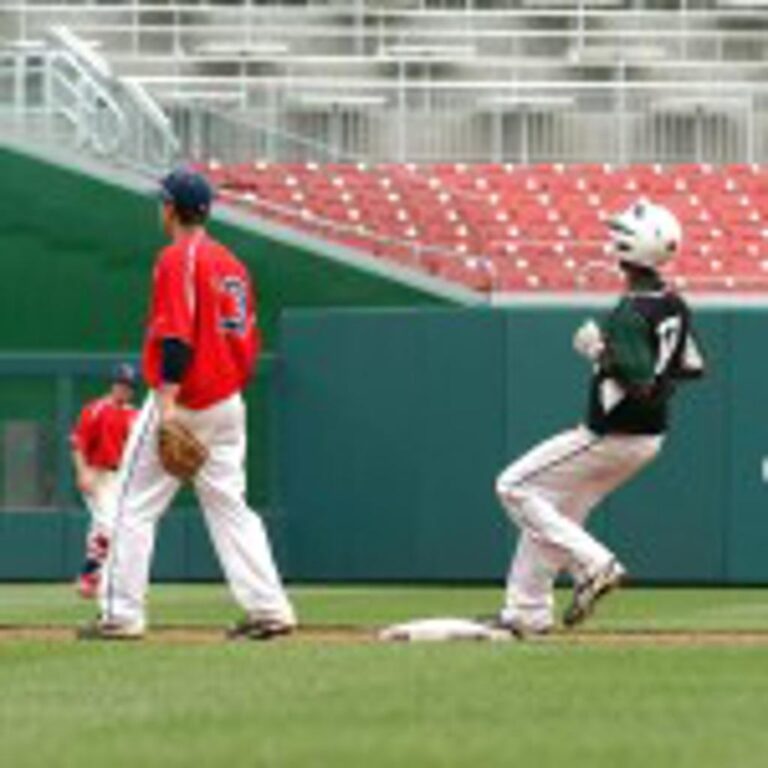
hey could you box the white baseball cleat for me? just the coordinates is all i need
[76,618,145,641]
[563,559,627,628]
[482,612,554,639]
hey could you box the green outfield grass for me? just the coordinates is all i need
[2,584,768,768]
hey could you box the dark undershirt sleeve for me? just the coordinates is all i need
[161,338,192,384]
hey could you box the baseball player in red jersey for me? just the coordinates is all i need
[71,364,138,599]
[79,168,295,640]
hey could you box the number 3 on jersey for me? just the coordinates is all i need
[218,276,249,335]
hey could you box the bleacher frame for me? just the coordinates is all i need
[4,2,768,163]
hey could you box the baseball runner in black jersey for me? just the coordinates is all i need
[494,199,705,635]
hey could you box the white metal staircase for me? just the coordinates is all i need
[0,25,179,172]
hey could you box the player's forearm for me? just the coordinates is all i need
[72,449,88,476]
[72,450,96,494]
[157,383,181,422]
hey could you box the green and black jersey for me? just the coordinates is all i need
[587,279,705,436]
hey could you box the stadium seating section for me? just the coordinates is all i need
[202,162,768,293]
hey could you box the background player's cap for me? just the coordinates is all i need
[112,363,138,388]
[159,168,214,220]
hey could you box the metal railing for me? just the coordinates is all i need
[166,81,767,165]
[2,4,768,65]
[0,26,179,172]
[3,4,768,165]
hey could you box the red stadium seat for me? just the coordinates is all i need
[206,162,768,294]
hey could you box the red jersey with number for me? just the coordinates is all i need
[142,231,260,409]
[70,397,138,470]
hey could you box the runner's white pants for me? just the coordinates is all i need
[496,425,662,630]
[83,470,118,538]
[100,393,295,630]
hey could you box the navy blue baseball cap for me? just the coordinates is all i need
[112,363,138,387]
[159,168,214,218]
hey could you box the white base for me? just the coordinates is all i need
[378,617,513,643]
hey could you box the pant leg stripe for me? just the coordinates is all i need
[502,435,603,492]
[104,401,157,623]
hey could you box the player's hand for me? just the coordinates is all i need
[157,385,180,426]
[159,398,179,426]
[573,319,606,362]
[77,470,95,496]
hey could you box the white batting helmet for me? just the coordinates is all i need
[608,199,682,269]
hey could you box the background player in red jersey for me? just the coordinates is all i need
[80,168,295,640]
[70,364,138,599]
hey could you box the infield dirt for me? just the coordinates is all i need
[3,624,768,647]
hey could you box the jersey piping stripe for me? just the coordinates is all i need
[184,232,203,321]
[104,400,157,624]
[501,434,603,491]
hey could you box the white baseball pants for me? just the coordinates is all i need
[100,393,295,631]
[496,425,662,630]
[83,470,118,537]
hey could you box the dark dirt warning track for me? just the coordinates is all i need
[3,625,768,647]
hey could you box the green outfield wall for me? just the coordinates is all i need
[0,304,763,585]
[277,306,767,585]
[0,144,443,581]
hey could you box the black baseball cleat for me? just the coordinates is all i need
[226,617,296,641]
[76,619,145,641]
[563,559,627,629]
